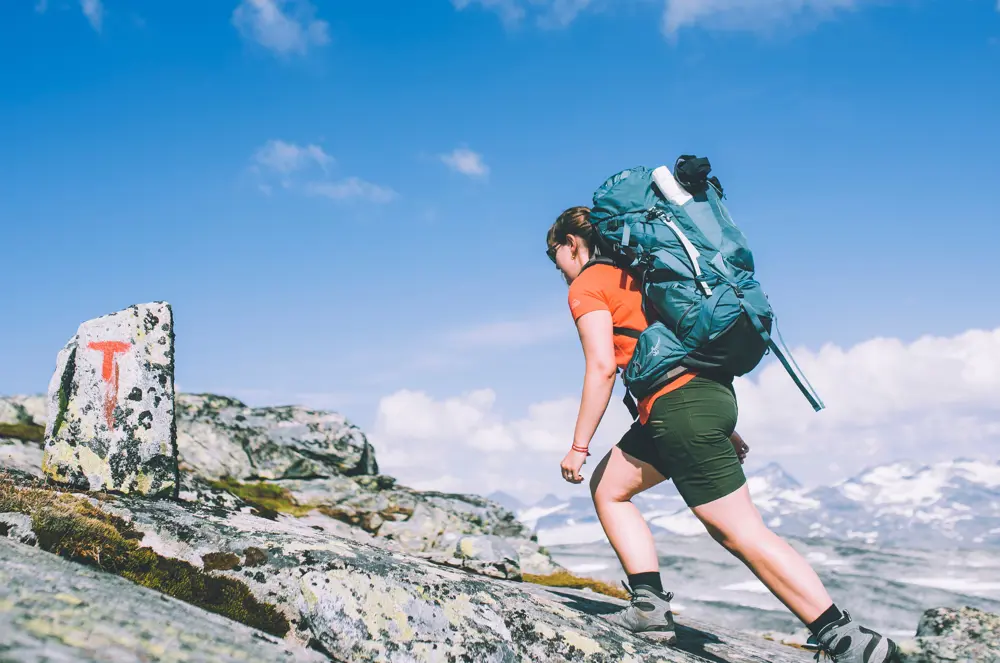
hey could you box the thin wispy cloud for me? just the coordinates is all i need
[232,0,330,57]
[35,0,103,32]
[254,139,333,175]
[445,316,569,350]
[355,312,574,389]
[451,0,595,28]
[440,148,490,178]
[250,139,396,204]
[80,0,103,31]
[661,0,875,34]
[304,178,398,204]
[451,0,526,26]
[453,0,891,34]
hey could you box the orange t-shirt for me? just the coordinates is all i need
[568,263,696,424]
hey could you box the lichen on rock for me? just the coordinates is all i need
[0,511,37,546]
[0,472,287,637]
[42,303,178,497]
[897,606,1000,662]
[0,537,326,663]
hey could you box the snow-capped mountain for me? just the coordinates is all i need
[507,458,1000,550]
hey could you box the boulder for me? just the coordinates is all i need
[0,538,325,663]
[175,394,377,481]
[434,534,522,580]
[0,395,47,427]
[0,440,43,478]
[0,396,46,479]
[42,303,177,497]
[898,606,1000,662]
[0,512,36,546]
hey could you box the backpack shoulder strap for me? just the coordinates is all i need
[578,255,617,275]
[578,257,645,340]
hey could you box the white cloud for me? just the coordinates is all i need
[732,327,1000,478]
[232,0,329,57]
[80,0,103,31]
[369,387,633,503]
[303,178,398,204]
[254,139,333,175]
[250,139,396,204]
[369,326,1000,503]
[440,148,490,178]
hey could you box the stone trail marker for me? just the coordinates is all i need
[42,302,178,497]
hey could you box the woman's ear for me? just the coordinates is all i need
[567,234,579,257]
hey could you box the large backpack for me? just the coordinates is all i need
[586,156,824,418]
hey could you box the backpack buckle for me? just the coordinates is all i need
[733,284,744,298]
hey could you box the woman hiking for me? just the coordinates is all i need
[546,206,899,663]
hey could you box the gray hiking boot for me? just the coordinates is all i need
[811,611,900,662]
[602,582,677,644]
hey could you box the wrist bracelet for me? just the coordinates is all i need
[571,445,591,456]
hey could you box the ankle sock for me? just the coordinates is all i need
[627,572,663,593]
[808,604,844,637]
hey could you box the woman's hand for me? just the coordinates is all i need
[560,448,588,484]
[730,431,750,464]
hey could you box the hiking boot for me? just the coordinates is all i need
[602,581,677,644]
[811,610,900,662]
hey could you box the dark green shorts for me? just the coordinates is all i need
[617,375,746,508]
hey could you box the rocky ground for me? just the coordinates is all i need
[2,392,998,662]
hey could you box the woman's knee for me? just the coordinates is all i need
[590,472,632,504]
[590,474,623,503]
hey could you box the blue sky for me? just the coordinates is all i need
[2,0,999,500]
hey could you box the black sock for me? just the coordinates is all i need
[808,604,844,637]
[627,572,663,593]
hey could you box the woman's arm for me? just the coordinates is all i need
[572,309,617,452]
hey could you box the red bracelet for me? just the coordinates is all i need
[572,445,591,456]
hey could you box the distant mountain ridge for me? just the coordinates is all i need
[506,457,1000,550]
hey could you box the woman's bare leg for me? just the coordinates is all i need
[589,446,666,574]
[692,483,833,624]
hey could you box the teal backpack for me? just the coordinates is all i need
[587,156,824,417]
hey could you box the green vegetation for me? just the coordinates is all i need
[0,422,46,443]
[522,570,630,601]
[0,474,289,637]
[243,546,268,567]
[202,552,240,572]
[208,476,314,518]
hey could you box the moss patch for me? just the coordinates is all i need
[0,474,289,637]
[202,552,241,572]
[0,422,46,443]
[244,547,268,567]
[522,571,630,601]
[209,477,313,518]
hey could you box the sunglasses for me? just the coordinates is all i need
[546,244,561,263]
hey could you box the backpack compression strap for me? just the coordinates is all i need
[741,306,826,412]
